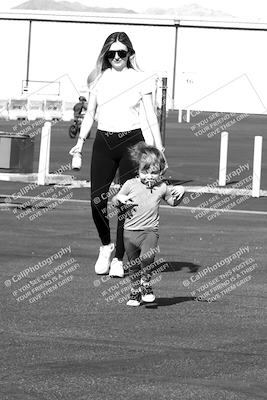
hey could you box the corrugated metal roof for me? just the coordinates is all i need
[1,10,267,30]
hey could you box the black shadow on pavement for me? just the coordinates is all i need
[156,296,195,306]
[157,261,201,273]
[144,296,195,309]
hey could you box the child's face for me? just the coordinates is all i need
[139,166,162,188]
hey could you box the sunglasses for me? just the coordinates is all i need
[106,50,128,59]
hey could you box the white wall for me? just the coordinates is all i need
[0,20,175,103]
[175,27,267,113]
[0,20,28,97]
[1,19,267,114]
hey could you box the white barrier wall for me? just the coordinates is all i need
[175,27,267,113]
[0,20,29,97]
[28,21,175,101]
[1,17,267,114]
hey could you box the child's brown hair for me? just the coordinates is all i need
[129,141,166,173]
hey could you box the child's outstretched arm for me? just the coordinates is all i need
[111,180,137,207]
[112,193,134,206]
[164,185,185,206]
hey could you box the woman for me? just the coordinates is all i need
[69,31,165,278]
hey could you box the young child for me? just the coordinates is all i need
[112,142,185,307]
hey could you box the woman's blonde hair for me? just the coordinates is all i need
[129,142,167,174]
[87,32,140,87]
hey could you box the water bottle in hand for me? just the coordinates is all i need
[72,151,82,171]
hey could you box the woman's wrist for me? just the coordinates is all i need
[156,145,165,153]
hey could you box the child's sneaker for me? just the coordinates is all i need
[126,290,141,307]
[141,281,155,303]
[109,258,124,278]
[94,243,114,275]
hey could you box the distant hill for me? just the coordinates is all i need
[13,0,236,19]
[145,3,235,18]
[13,0,137,14]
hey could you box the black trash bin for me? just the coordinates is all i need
[0,132,35,173]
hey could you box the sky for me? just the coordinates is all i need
[1,0,267,20]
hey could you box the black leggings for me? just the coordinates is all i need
[90,128,145,259]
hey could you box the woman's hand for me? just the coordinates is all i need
[69,93,97,156]
[69,138,84,156]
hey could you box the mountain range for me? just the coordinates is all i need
[14,0,137,14]
[13,0,235,18]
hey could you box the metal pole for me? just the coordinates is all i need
[252,136,263,197]
[160,77,167,146]
[186,109,191,123]
[172,22,179,110]
[38,121,51,185]
[218,131,229,186]
[26,20,32,89]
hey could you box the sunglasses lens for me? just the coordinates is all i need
[107,50,128,59]
[107,51,115,59]
[118,50,127,58]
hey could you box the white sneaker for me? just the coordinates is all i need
[109,257,124,278]
[141,279,156,302]
[126,290,141,307]
[94,243,115,275]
